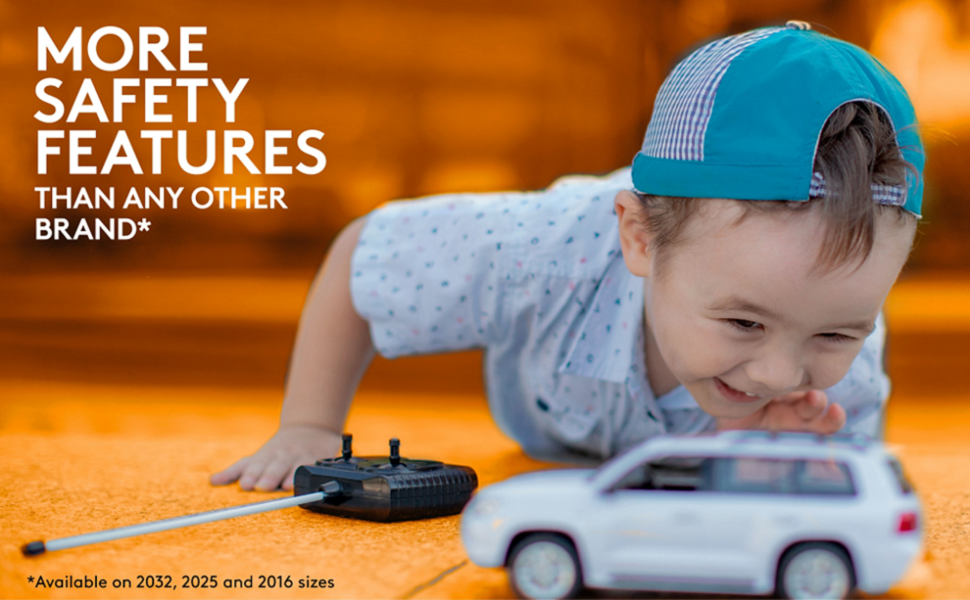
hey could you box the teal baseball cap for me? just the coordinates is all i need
[631,22,924,217]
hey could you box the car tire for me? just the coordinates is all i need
[776,542,856,600]
[507,533,583,599]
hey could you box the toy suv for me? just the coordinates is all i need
[461,431,921,599]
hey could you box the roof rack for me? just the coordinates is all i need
[717,430,872,450]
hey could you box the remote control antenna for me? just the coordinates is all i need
[390,438,401,467]
[21,492,327,557]
[342,433,353,461]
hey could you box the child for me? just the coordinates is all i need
[212,23,924,491]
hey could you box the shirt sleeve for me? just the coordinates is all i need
[827,312,891,439]
[349,191,527,358]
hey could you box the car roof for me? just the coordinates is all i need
[593,431,884,486]
[649,430,873,452]
[714,430,874,451]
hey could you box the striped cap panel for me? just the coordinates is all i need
[642,27,782,162]
[809,172,908,207]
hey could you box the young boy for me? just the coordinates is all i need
[212,23,924,491]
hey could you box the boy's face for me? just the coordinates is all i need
[615,192,916,419]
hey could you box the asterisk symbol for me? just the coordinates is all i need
[27,576,34,583]
[137,219,151,232]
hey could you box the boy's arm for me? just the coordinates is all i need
[210,218,374,491]
[214,187,526,490]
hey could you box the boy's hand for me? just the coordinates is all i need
[716,390,846,435]
[210,425,342,491]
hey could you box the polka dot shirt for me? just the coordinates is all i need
[350,168,891,461]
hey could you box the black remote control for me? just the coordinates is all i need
[294,435,478,522]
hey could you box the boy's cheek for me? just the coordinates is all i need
[663,338,739,384]
[801,345,866,390]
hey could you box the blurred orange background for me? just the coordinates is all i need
[0,0,967,396]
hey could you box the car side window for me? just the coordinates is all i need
[712,457,856,496]
[614,456,711,492]
[713,457,796,494]
[795,459,856,496]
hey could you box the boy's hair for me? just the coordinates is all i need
[635,101,918,276]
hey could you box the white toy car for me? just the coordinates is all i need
[461,431,921,600]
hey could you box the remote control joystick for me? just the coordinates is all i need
[342,434,353,461]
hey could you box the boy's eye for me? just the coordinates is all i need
[728,319,762,331]
[817,332,855,343]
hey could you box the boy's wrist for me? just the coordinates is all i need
[276,422,342,436]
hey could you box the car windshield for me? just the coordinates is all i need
[611,456,711,492]
[588,441,651,482]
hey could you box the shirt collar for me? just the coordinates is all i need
[558,255,645,383]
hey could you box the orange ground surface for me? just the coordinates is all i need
[1,380,968,600]
[1,273,968,598]
[0,382,546,600]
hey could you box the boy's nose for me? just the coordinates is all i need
[743,352,807,396]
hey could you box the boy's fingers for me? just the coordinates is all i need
[210,459,249,486]
[816,402,846,434]
[238,461,267,491]
[771,391,807,404]
[282,466,301,491]
[254,460,291,492]
[793,390,828,421]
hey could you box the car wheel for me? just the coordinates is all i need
[507,533,583,599]
[776,542,855,600]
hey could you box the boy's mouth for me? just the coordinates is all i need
[714,377,764,403]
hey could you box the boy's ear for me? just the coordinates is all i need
[614,190,653,278]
